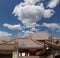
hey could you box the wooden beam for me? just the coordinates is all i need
[45,41,60,49]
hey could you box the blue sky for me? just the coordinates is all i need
[0,0,60,37]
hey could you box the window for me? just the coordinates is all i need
[19,52,30,56]
[22,53,25,56]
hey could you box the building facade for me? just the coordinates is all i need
[0,31,60,58]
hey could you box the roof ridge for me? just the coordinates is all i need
[30,39,43,45]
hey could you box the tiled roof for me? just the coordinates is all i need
[51,36,60,44]
[7,38,44,48]
[0,44,15,50]
[0,37,12,44]
[52,36,60,40]
[0,31,60,49]
[31,31,50,40]
[0,36,44,48]
[16,38,44,48]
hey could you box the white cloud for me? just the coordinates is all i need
[24,30,34,35]
[24,0,41,4]
[31,27,38,32]
[3,23,22,30]
[12,0,60,38]
[25,23,40,28]
[0,31,12,37]
[42,23,60,30]
[47,0,59,8]
[18,27,38,37]
[12,4,44,27]
[44,9,54,18]
[22,30,35,37]
[12,0,57,28]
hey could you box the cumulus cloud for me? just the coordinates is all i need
[44,9,54,18]
[17,22,60,37]
[31,27,38,32]
[11,0,60,37]
[22,24,39,37]
[42,23,60,30]
[24,0,41,4]
[3,23,22,30]
[18,27,38,37]
[12,4,44,28]
[25,23,40,28]
[21,30,35,37]
[12,0,59,28]
[24,30,34,35]
[0,31,12,37]
[47,0,59,8]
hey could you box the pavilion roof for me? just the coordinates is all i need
[0,37,12,44]
[5,38,44,49]
[0,31,60,49]
[28,31,50,40]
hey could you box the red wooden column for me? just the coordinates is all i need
[53,53,55,58]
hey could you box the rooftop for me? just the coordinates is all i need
[0,31,60,49]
